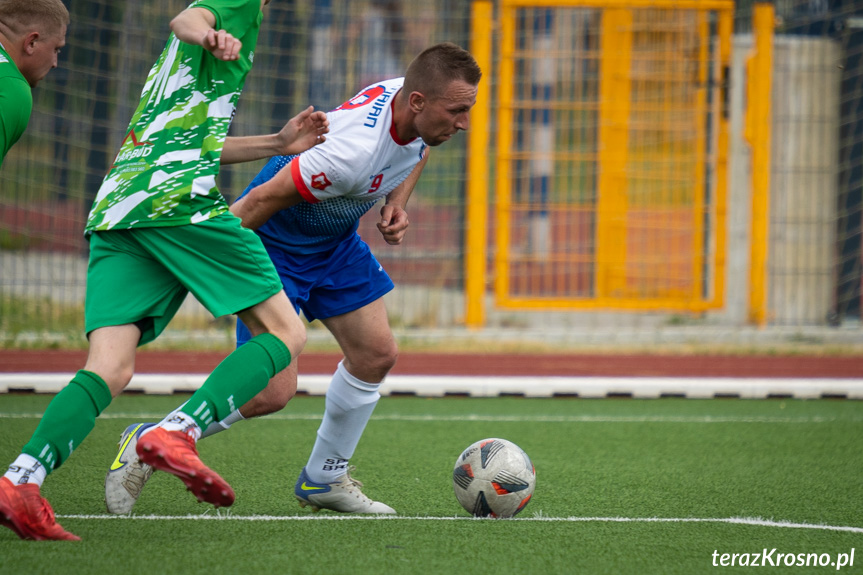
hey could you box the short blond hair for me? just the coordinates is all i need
[403,43,481,101]
[0,0,69,39]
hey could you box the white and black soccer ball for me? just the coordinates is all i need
[452,438,536,518]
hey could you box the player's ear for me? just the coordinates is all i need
[23,32,40,55]
[409,91,425,114]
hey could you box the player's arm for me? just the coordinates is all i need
[230,165,304,230]
[170,7,242,61]
[221,106,329,165]
[377,149,429,245]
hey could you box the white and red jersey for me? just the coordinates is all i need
[294,77,425,204]
[239,77,426,254]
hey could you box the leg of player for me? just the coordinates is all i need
[105,292,305,514]
[2,325,139,540]
[134,292,303,507]
[294,298,398,514]
[224,361,299,420]
[105,365,299,514]
[150,358,298,441]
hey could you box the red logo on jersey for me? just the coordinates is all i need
[311,172,332,191]
[112,129,154,167]
[337,85,385,110]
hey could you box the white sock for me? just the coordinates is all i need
[202,409,246,439]
[4,454,47,487]
[155,409,202,441]
[305,360,381,484]
[153,402,243,440]
[142,401,186,436]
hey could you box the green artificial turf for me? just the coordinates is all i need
[0,393,861,574]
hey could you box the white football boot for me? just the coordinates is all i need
[105,423,155,514]
[294,466,395,514]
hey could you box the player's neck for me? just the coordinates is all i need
[391,89,419,143]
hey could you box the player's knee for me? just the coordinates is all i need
[243,374,297,417]
[110,366,135,394]
[277,324,307,360]
[362,340,399,379]
[257,320,306,362]
[250,389,294,416]
[268,382,297,411]
[86,365,134,397]
[242,293,307,358]
[380,341,399,372]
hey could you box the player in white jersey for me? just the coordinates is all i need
[105,42,481,515]
[238,77,427,256]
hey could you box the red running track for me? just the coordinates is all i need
[0,350,861,378]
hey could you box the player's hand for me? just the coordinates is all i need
[202,29,242,61]
[279,106,330,155]
[378,205,410,245]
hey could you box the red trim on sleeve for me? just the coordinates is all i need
[290,156,319,204]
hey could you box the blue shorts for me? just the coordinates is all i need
[236,232,394,346]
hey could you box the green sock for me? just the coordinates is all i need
[22,370,112,473]
[182,333,291,430]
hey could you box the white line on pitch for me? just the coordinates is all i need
[0,412,846,423]
[54,514,863,533]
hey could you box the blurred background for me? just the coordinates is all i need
[1,0,862,352]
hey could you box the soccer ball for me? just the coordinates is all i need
[452,438,536,518]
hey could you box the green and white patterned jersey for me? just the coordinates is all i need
[86,0,262,232]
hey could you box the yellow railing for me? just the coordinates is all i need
[466,0,493,328]
[746,2,775,327]
[595,7,633,300]
[466,0,734,324]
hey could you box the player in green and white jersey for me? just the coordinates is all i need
[0,0,68,168]
[87,0,264,231]
[0,0,327,541]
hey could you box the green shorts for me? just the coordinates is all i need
[85,212,282,346]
